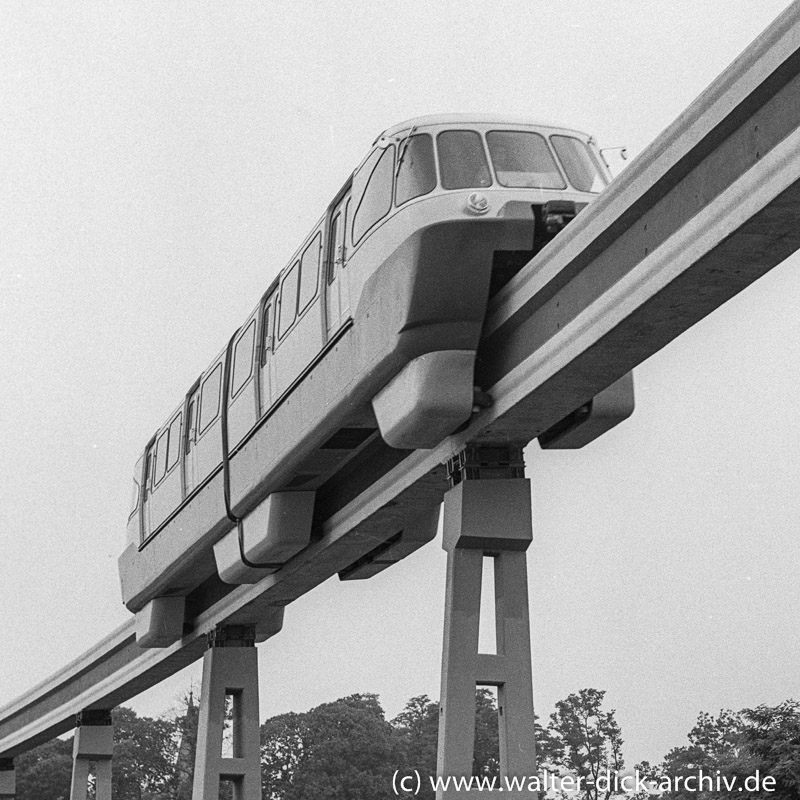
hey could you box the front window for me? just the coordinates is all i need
[551,135,608,193]
[437,130,491,190]
[486,131,565,189]
[352,145,395,244]
[395,134,436,205]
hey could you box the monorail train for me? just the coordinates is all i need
[119,114,614,646]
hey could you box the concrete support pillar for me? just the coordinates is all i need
[192,625,262,800]
[70,710,113,800]
[436,446,536,799]
[0,759,15,799]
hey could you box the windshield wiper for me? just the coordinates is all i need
[395,125,418,177]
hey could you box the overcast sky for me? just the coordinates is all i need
[1,0,798,766]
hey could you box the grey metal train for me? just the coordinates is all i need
[119,114,615,646]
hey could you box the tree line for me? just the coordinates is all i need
[13,688,800,799]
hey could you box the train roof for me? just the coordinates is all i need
[377,114,590,141]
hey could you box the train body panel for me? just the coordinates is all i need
[120,115,611,621]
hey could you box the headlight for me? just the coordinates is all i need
[465,192,490,215]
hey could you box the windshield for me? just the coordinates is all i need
[486,130,565,189]
[437,130,492,189]
[396,133,437,205]
[550,135,608,193]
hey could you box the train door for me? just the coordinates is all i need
[227,314,258,447]
[259,291,277,414]
[326,194,350,336]
[184,385,200,493]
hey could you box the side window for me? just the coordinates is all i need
[352,145,395,245]
[166,413,182,471]
[395,134,436,205]
[198,363,222,435]
[153,428,169,486]
[278,262,300,338]
[231,320,256,397]
[298,233,321,312]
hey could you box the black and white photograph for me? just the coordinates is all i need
[2,2,800,798]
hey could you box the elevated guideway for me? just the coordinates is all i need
[3,0,800,760]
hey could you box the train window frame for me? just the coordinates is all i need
[153,428,170,488]
[395,133,437,206]
[166,412,182,473]
[352,144,395,246]
[327,211,342,285]
[143,444,154,499]
[261,294,275,365]
[278,261,300,340]
[436,130,493,190]
[298,232,322,312]
[486,130,566,190]
[231,320,257,398]
[198,362,223,436]
[550,134,608,193]
[185,387,199,453]
[128,472,140,518]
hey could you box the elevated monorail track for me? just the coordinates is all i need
[3,0,800,760]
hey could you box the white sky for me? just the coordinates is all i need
[1,0,798,766]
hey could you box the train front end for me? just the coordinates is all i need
[348,115,611,449]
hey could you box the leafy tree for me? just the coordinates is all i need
[660,701,800,799]
[112,706,179,800]
[629,760,665,800]
[15,738,74,800]
[473,688,500,778]
[390,690,500,785]
[15,706,181,800]
[261,711,309,799]
[738,701,800,798]
[390,690,504,799]
[261,693,405,800]
[660,708,744,799]
[391,694,438,800]
[534,711,562,770]
[392,694,438,774]
[546,688,625,800]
